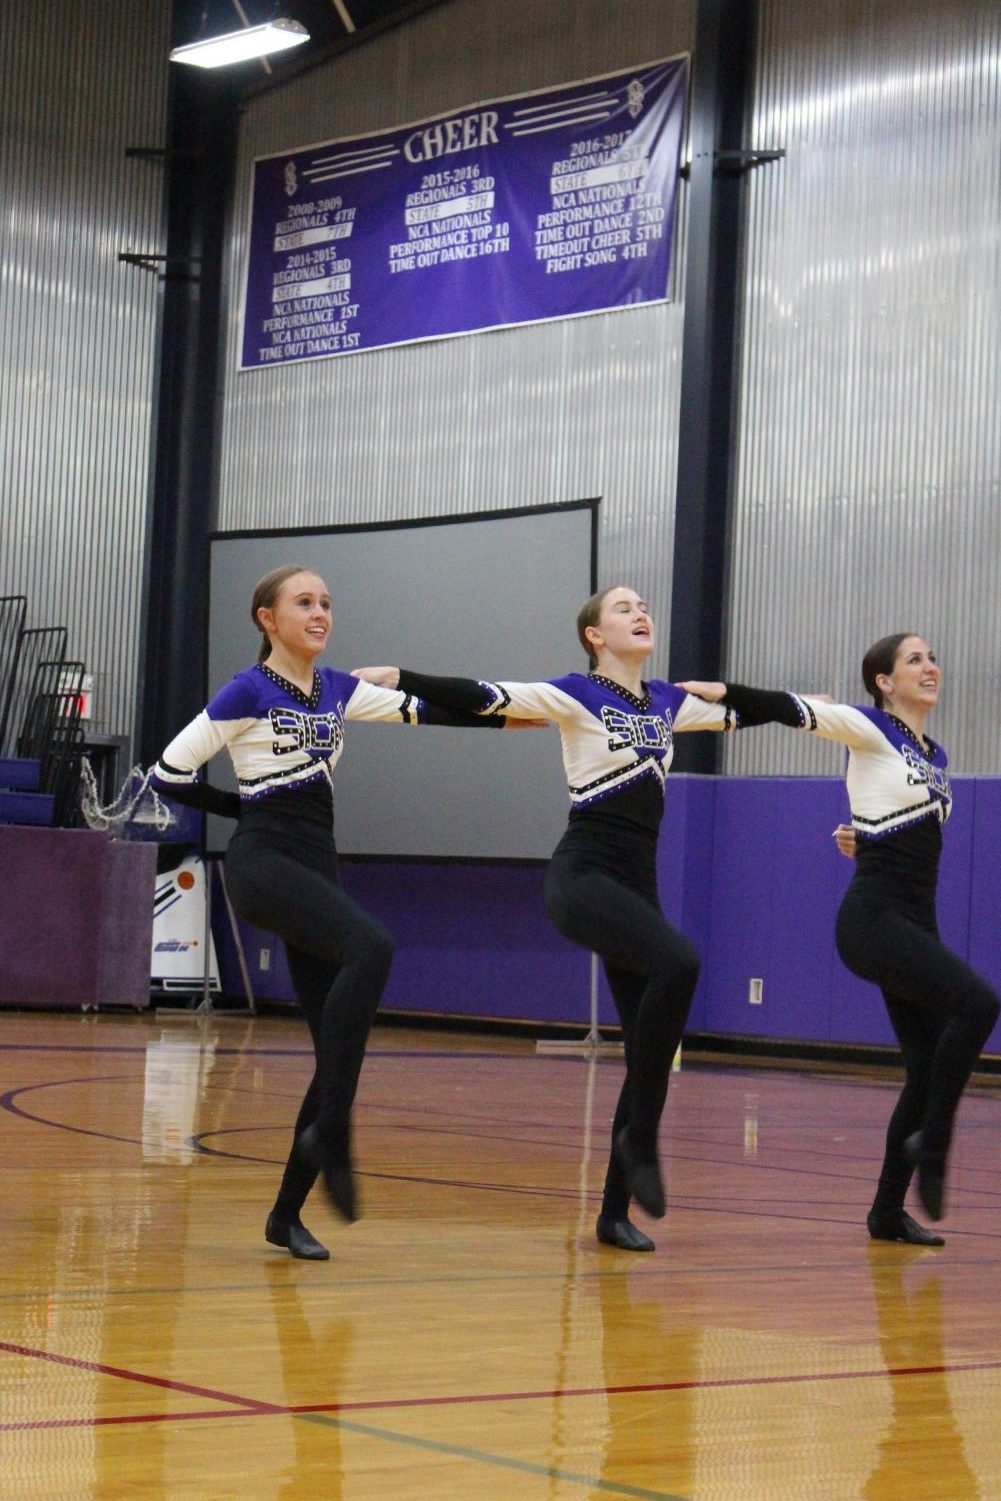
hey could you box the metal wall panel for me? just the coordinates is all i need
[0,0,170,746]
[219,0,693,669]
[726,0,1001,776]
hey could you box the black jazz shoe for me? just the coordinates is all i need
[297,1123,359,1223]
[904,1132,946,1222]
[265,1212,330,1260]
[596,1215,656,1252]
[615,1128,666,1219]
[866,1208,944,1247]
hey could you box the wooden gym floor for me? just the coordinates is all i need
[2,1010,1000,1499]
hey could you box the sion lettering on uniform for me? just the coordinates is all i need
[602,706,673,753]
[901,745,950,799]
[270,707,345,757]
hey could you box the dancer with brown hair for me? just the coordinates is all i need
[354,585,744,1252]
[152,565,510,1258]
[682,633,1000,1240]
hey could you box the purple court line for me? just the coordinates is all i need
[6,1041,993,1162]
[190,1126,1001,1209]
[0,1077,150,1149]
[6,1354,1001,1435]
[0,1041,530,1062]
[7,1079,1001,1227]
[0,1339,284,1415]
[7,1071,1001,1230]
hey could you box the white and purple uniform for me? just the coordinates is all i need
[394,664,744,1220]
[397,669,739,837]
[152,661,500,834]
[721,678,998,1223]
[149,658,504,1225]
[775,695,951,843]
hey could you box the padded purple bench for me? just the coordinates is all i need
[0,827,156,1008]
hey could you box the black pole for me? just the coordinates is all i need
[136,27,238,767]
[668,0,758,772]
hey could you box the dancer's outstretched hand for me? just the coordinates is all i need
[351,665,401,688]
[677,680,727,702]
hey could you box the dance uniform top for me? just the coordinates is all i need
[722,685,950,899]
[395,669,740,849]
[151,661,502,843]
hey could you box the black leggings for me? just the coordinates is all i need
[544,849,700,1219]
[224,830,394,1217]
[836,882,999,1212]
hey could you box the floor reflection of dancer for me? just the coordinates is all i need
[683,634,999,1240]
[152,565,511,1259]
[595,1252,696,1496]
[863,1250,980,1500]
[265,1263,351,1498]
[354,586,744,1252]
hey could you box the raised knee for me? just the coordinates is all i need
[343,919,394,979]
[978,987,1001,1029]
[368,922,395,975]
[675,944,701,992]
[962,980,1000,1034]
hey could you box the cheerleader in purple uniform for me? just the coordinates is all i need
[354,585,744,1252]
[682,634,1000,1241]
[152,565,508,1259]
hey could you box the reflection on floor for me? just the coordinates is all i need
[2,1010,1000,1500]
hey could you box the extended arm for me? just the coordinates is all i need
[678,680,878,749]
[343,672,505,727]
[718,683,806,728]
[152,711,245,819]
[397,669,500,715]
[357,667,570,723]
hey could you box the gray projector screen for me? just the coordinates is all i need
[206,501,597,858]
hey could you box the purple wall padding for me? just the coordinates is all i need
[217,861,593,1025]
[965,779,1001,1052]
[651,776,717,1032]
[703,779,845,1042]
[212,775,1001,1053]
[345,862,592,1023]
[0,828,156,1008]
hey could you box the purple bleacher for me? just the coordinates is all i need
[0,789,54,825]
[0,757,41,790]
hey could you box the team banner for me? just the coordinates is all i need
[239,56,688,369]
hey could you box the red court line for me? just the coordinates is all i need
[6,1352,1001,1434]
[285,1356,1001,1415]
[0,1340,282,1413]
[1,1408,260,1433]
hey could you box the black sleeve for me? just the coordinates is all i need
[397,668,496,716]
[420,704,505,729]
[157,775,242,819]
[722,683,803,728]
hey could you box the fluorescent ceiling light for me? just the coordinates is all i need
[170,18,309,68]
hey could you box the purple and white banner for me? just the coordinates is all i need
[239,56,688,369]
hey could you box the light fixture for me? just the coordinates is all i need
[169,18,309,69]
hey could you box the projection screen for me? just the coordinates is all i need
[206,501,597,858]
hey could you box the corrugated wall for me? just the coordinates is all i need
[725,0,1001,775]
[0,0,170,745]
[218,0,693,664]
